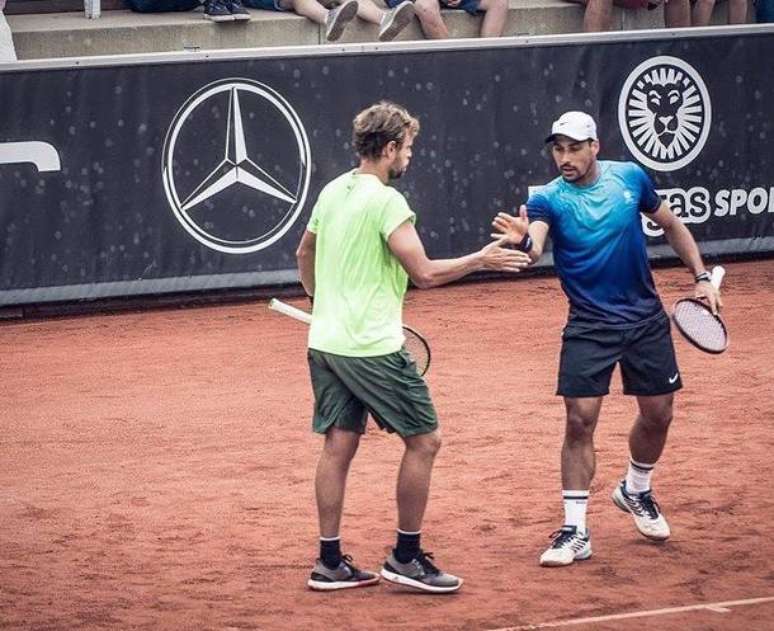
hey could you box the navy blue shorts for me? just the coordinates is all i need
[386,0,482,16]
[557,312,683,398]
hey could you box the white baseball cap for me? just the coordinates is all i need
[545,111,598,143]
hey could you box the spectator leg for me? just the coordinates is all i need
[355,0,385,25]
[479,0,507,36]
[583,0,613,32]
[727,0,748,23]
[691,0,715,25]
[284,0,328,24]
[413,0,449,38]
[664,0,691,26]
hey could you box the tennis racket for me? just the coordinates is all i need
[268,298,432,376]
[671,265,728,354]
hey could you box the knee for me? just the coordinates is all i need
[408,430,442,458]
[323,431,360,464]
[638,395,674,430]
[565,412,596,444]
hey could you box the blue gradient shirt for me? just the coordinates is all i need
[527,161,663,328]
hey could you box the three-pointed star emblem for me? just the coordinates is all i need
[162,78,311,254]
[181,87,297,211]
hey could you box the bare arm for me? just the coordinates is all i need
[387,220,530,289]
[649,202,706,276]
[295,229,316,297]
[649,201,722,313]
[491,205,550,264]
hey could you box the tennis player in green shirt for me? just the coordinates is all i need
[296,101,530,593]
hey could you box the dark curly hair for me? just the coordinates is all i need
[352,101,420,160]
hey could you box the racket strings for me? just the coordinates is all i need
[403,329,431,376]
[673,301,727,352]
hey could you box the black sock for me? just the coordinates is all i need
[394,530,421,563]
[319,537,342,569]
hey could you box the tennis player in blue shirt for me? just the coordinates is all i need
[492,111,722,567]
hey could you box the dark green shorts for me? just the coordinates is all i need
[307,348,438,437]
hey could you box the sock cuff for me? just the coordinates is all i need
[319,535,341,542]
[629,458,655,471]
[397,528,421,536]
[562,489,589,500]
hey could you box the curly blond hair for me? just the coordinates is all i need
[352,101,420,160]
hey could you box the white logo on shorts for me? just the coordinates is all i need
[668,372,679,384]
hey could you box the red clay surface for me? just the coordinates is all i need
[2,259,773,630]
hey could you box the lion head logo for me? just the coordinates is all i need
[618,56,711,172]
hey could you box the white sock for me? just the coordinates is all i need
[625,458,655,495]
[563,490,589,535]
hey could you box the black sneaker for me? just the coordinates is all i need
[381,550,462,593]
[227,0,251,21]
[204,0,234,22]
[307,555,380,591]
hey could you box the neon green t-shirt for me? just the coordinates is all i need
[307,170,415,357]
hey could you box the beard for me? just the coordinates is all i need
[560,167,580,182]
[388,165,406,181]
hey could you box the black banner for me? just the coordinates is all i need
[1,28,773,305]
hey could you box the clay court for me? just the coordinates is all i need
[2,259,773,630]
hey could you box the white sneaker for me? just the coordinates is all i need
[377,0,414,41]
[612,480,671,541]
[325,0,358,42]
[539,526,592,567]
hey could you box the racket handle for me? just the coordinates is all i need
[268,298,313,324]
[710,265,725,290]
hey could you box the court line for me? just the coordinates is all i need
[489,596,774,630]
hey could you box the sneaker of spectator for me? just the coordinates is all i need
[325,0,359,40]
[204,0,236,21]
[378,0,415,41]
[226,0,252,20]
[126,0,250,22]
[243,0,414,43]
[384,0,508,39]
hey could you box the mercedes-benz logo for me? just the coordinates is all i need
[618,56,711,172]
[162,79,311,254]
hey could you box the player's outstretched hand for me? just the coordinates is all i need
[695,281,723,315]
[479,237,531,272]
[491,205,529,246]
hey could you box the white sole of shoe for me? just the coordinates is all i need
[307,575,380,591]
[380,567,462,593]
[204,14,235,22]
[539,548,592,567]
[611,489,670,541]
[232,13,251,21]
